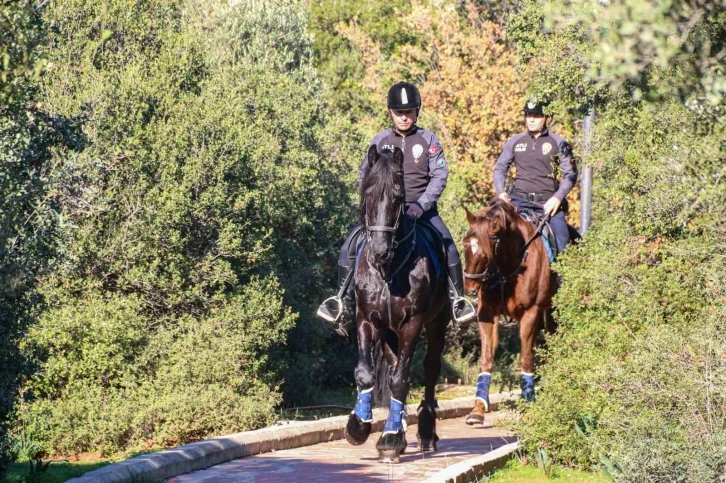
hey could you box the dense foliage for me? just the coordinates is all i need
[0,0,78,478]
[8,0,356,457]
[0,1,723,479]
[507,1,726,480]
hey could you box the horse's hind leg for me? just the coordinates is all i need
[466,311,496,425]
[417,311,446,452]
[345,320,376,446]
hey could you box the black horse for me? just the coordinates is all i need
[343,145,450,463]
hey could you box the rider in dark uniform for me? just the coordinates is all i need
[317,82,476,335]
[493,100,577,252]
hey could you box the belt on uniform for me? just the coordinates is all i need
[510,190,553,203]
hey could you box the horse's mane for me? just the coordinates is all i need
[359,150,404,223]
[472,199,521,259]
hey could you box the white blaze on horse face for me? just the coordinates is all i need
[470,238,480,255]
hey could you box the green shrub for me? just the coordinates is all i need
[509,102,726,481]
[16,0,355,456]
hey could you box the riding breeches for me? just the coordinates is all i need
[339,206,460,268]
[511,198,569,253]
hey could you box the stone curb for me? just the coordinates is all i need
[67,391,519,483]
[422,442,519,483]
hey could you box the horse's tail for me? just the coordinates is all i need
[373,329,394,407]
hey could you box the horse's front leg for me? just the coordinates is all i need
[345,319,376,445]
[376,322,421,463]
[466,310,497,425]
[519,307,540,402]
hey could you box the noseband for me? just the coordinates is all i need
[363,203,418,282]
[463,236,501,282]
[365,205,404,254]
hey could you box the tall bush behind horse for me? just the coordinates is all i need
[343,145,450,463]
[461,200,557,425]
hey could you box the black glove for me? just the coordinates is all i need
[558,140,573,159]
[405,202,424,219]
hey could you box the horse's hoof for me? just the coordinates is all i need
[344,413,371,446]
[465,400,487,425]
[376,432,406,463]
[378,450,400,463]
[417,434,438,451]
[465,413,484,425]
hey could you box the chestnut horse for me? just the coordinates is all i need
[343,145,450,462]
[461,200,557,424]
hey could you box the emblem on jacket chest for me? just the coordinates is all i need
[412,144,423,164]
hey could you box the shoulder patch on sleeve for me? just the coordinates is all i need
[428,143,442,156]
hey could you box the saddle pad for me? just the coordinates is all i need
[416,231,444,280]
[353,229,444,280]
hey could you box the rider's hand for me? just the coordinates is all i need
[498,192,511,204]
[406,202,425,219]
[543,197,561,217]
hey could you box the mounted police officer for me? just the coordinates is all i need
[317,82,476,335]
[494,100,577,253]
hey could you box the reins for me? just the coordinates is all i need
[364,203,418,283]
[363,206,418,327]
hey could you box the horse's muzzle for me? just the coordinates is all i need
[465,288,479,298]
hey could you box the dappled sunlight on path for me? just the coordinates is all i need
[167,413,515,482]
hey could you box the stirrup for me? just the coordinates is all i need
[452,296,477,324]
[316,296,343,324]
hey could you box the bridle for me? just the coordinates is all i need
[463,216,548,298]
[363,202,417,282]
[362,200,418,326]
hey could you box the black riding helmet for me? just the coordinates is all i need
[387,82,422,111]
[523,99,548,115]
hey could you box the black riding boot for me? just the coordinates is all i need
[447,261,477,325]
[316,263,356,337]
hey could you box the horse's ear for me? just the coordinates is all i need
[464,206,477,226]
[392,147,404,168]
[367,144,379,166]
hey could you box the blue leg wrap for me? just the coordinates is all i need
[475,372,491,411]
[353,388,373,422]
[382,397,406,435]
[521,373,535,402]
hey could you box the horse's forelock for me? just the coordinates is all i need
[472,200,518,259]
[359,151,404,221]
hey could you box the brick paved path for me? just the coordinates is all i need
[167,413,516,482]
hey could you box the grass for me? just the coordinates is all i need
[5,459,110,483]
[480,459,610,482]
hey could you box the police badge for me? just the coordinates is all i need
[412,144,423,164]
